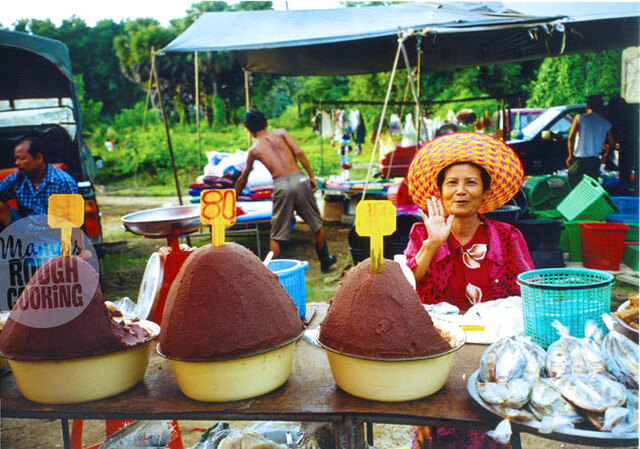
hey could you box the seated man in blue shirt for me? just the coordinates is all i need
[0,133,78,230]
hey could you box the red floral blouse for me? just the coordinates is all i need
[404,218,534,311]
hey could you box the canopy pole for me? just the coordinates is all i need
[400,39,425,147]
[195,51,202,171]
[244,69,252,146]
[142,58,156,130]
[416,35,423,148]
[152,49,183,205]
[415,36,423,146]
[362,35,404,201]
[319,100,324,175]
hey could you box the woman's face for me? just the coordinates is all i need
[439,163,487,217]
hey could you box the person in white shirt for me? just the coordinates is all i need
[567,95,615,187]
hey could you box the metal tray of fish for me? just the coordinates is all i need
[467,370,639,446]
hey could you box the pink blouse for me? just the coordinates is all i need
[404,218,534,309]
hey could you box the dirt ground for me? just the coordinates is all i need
[1,191,637,448]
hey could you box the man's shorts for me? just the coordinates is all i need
[271,171,323,242]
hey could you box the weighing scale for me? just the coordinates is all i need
[121,205,201,325]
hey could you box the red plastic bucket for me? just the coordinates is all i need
[579,222,630,270]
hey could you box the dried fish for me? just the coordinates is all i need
[477,377,533,409]
[528,378,582,424]
[601,329,639,389]
[545,322,606,378]
[479,336,542,383]
[601,406,638,434]
[549,373,627,413]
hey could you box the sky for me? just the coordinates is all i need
[1,0,342,28]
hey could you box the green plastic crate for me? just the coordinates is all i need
[531,209,564,220]
[523,175,570,210]
[565,220,603,262]
[623,245,639,271]
[557,175,619,221]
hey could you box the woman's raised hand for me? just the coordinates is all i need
[419,196,453,247]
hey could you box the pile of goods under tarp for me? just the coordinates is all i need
[188,151,274,203]
[474,319,638,440]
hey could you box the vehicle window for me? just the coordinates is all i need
[549,114,574,134]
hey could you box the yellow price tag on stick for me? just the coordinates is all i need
[355,200,396,274]
[48,194,84,257]
[200,189,236,247]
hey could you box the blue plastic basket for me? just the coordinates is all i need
[267,259,309,319]
[517,268,613,348]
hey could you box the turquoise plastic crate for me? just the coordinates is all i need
[557,175,619,221]
[518,268,613,348]
[267,259,309,319]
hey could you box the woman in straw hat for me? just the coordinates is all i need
[406,132,533,449]
[404,132,533,312]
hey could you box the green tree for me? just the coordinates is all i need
[74,74,103,132]
[527,50,622,107]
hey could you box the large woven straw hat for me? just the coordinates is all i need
[407,132,524,214]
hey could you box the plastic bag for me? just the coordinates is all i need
[99,421,176,448]
[464,296,524,340]
[105,297,137,319]
[190,423,232,449]
[401,114,417,146]
[486,418,512,445]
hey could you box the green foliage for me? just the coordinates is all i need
[527,50,622,107]
[8,6,627,188]
[73,74,103,132]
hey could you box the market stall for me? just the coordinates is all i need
[2,4,639,449]
[2,305,637,448]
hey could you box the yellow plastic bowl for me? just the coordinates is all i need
[6,319,160,404]
[159,335,301,402]
[322,317,465,402]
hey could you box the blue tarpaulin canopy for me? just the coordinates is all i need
[162,2,640,75]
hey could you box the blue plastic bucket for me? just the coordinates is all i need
[267,259,309,319]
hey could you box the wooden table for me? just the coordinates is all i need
[1,306,636,448]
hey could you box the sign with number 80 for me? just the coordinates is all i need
[200,189,236,247]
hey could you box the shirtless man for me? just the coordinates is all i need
[235,110,337,272]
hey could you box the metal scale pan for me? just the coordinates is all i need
[121,204,202,238]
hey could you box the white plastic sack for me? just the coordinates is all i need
[401,113,417,146]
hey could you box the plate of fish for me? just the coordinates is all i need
[467,371,638,445]
[467,328,638,445]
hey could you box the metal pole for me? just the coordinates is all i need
[152,49,183,205]
[61,419,71,449]
[195,50,202,170]
[362,36,403,200]
[320,100,324,175]
[400,40,425,147]
[244,69,252,146]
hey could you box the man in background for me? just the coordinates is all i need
[567,95,615,187]
[235,110,337,272]
[0,133,78,230]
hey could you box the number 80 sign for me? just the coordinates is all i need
[200,189,236,247]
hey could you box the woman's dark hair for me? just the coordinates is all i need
[244,110,268,134]
[436,161,491,192]
[435,124,458,137]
